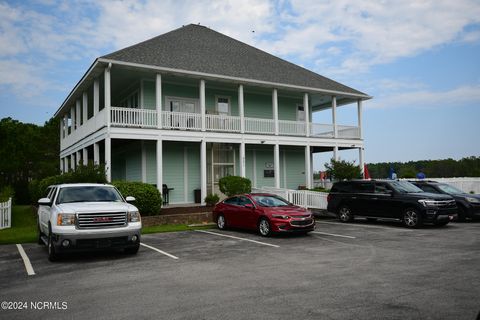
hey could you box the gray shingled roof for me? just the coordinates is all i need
[101,24,367,97]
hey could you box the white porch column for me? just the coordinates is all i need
[305,145,312,189]
[200,80,206,132]
[156,73,162,129]
[105,137,111,182]
[75,99,81,129]
[70,154,76,171]
[240,141,246,177]
[359,147,365,178]
[64,157,69,173]
[82,148,88,166]
[357,99,363,139]
[93,78,100,116]
[333,146,339,161]
[272,89,279,135]
[156,139,163,194]
[93,142,100,165]
[82,91,88,124]
[70,106,79,132]
[141,141,147,183]
[76,151,81,166]
[274,144,280,188]
[60,115,64,140]
[105,64,112,128]
[60,157,64,173]
[238,84,244,133]
[200,140,207,204]
[332,96,337,138]
[304,93,310,137]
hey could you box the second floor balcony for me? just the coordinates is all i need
[109,107,360,139]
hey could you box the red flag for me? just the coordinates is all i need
[364,164,371,180]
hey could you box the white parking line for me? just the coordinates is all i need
[195,230,280,248]
[16,244,35,276]
[140,243,179,260]
[316,220,413,231]
[311,231,356,239]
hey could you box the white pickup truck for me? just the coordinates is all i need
[37,183,142,261]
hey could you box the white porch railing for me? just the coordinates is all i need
[278,119,305,136]
[206,114,241,132]
[0,198,12,230]
[253,187,328,209]
[111,107,157,128]
[337,125,361,139]
[310,123,334,138]
[162,111,202,130]
[245,117,275,135]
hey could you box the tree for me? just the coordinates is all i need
[325,159,362,181]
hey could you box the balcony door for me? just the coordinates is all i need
[296,105,305,122]
[164,97,199,114]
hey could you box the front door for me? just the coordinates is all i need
[296,105,305,122]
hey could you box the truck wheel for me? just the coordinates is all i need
[457,206,467,222]
[47,230,58,262]
[37,223,44,245]
[338,205,354,222]
[403,208,423,228]
[124,244,140,255]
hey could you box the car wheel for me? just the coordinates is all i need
[457,206,467,222]
[47,227,58,262]
[338,205,354,222]
[124,244,140,254]
[258,218,271,237]
[403,208,422,228]
[217,214,227,230]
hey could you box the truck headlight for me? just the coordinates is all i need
[466,197,480,204]
[128,211,141,222]
[57,213,76,226]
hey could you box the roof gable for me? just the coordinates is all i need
[102,24,366,96]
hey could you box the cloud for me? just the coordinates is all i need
[367,84,480,109]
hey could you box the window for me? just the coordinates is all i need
[238,196,253,206]
[216,97,230,115]
[252,195,289,207]
[223,197,239,205]
[56,186,123,204]
[375,183,391,194]
[353,182,374,193]
[419,185,440,194]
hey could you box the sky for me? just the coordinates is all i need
[0,0,479,170]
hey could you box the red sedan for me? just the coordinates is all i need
[212,193,315,236]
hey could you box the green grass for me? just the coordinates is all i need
[141,223,214,234]
[0,205,215,245]
[0,205,37,245]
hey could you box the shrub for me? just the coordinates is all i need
[29,163,106,203]
[325,159,362,181]
[112,181,162,216]
[218,176,251,197]
[0,185,14,203]
[204,193,220,206]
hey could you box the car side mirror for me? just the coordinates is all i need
[38,198,52,206]
[244,203,254,209]
[125,196,136,203]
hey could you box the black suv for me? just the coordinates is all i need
[410,180,480,221]
[327,180,457,228]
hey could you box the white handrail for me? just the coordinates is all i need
[245,117,275,134]
[206,114,241,132]
[337,125,360,139]
[111,107,157,128]
[162,111,201,130]
[0,197,12,229]
[310,123,334,138]
[278,119,305,136]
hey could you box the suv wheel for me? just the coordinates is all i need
[217,214,227,230]
[258,218,271,237]
[403,208,422,228]
[338,205,354,222]
[457,206,467,222]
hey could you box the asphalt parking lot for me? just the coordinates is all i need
[0,219,479,320]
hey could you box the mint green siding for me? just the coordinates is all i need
[253,148,275,188]
[143,81,156,110]
[163,142,185,204]
[284,148,305,189]
[163,83,198,102]
[244,92,272,119]
[278,96,302,121]
[145,142,157,184]
[186,144,200,203]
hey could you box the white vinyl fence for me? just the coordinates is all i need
[0,198,12,229]
[253,187,328,209]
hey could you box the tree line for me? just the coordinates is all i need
[366,157,480,179]
[0,117,60,203]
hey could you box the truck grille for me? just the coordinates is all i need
[434,200,457,208]
[76,212,127,229]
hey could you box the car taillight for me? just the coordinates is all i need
[327,194,332,202]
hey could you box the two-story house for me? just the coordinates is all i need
[54,24,370,205]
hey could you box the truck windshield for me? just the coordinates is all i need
[389,181,423,193]
[437,184,464,195]
[56,186,124,204]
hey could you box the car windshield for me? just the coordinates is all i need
[252,195,290,207]
[56,186,124,204]
[437,183,464,195]
[388,181,423,193]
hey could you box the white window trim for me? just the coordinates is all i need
[215,95,231,115]
[296,103,306,122]
[164,96,200,113]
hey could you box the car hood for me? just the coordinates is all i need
[263,206,310,216]
[404,192,453,201]
[56,202,137,213]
